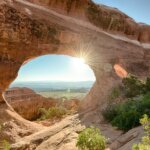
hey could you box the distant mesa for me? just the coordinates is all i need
[4,87,57,120]
[4,87,80,121]
[4,87,39,102]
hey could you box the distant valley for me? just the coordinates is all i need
[10,81,94,99]
[10,81,94,91]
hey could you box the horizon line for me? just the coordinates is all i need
[12,80,95,83]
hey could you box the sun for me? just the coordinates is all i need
[75,57,85,64]
[72,57,86,66]
[79,57,85,64]
[71,57,87,73]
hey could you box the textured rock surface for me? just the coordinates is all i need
[0,0,150,149]
[0,108,47,143]
[0,0,150,107]
[10,112,143,150]
[4,87,57,120]
[109,126,143,150]
[4,87,80,120]
[27,0,150,43]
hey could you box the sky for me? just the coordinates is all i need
[93,0,150,24]
[14,0,150,82]
[14,55,95,82]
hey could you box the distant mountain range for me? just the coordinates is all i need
[10,81,95,92]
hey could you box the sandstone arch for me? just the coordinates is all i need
[0,0,150,142]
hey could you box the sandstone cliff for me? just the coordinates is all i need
[27,0,150,43]
[0,0,150,109]
[0,0,150,149]
[4,87,57,120]
[4,87,80,120]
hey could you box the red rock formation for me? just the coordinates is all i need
[27,0,88,18]
[4,87,39,102]
[0,0,149,118]
[4,87,57,120]
[4,87,80,120]
[0,0,150,148]
[27,0,150,43]
[0,0,149,107]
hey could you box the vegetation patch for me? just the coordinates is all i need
[102,74,150,131]
[38,106,68,121]
[122,74,150,98]
[122,74,145,98]
[132,114,150,150]
[2,140,10,150]
[108,87,120,102]
[0,124,10,150]
[76,127,107,150]
[103,92,150,131]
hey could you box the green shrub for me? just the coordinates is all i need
[76,127,107,150]
[145,77,150,91]
[109,87,120,101]
[102,104,119,122]
[2,140,10,150]
[0,124,10,150]
[122,75,150,98]
[102,75,150,131]
[102,93,150,131]
[111,103,141,131]
[132,114,150,150]
[38,107,68,120]
[122,74,145,98]
[0,140,10,150]
[139,94,150,116]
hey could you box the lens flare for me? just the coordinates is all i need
[74,57,85,64]
[72,57,86,71]
[114,64,128,78]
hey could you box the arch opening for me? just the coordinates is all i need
[4,54,96,121]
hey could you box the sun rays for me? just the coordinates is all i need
[72,42,97,67]
[71,41,125,77]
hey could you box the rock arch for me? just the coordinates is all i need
[0,0,150,131]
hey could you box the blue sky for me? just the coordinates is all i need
[14,0,150,82]
[93,0,150,24]
[15,55,95,82]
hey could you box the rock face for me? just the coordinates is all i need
[4,87,41,102]
[0,0,150,149]
[10,112,143,150]
[27,0,150,43]
[0,0,150,110]
[4,87,57,120]
[4,87,80,121]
